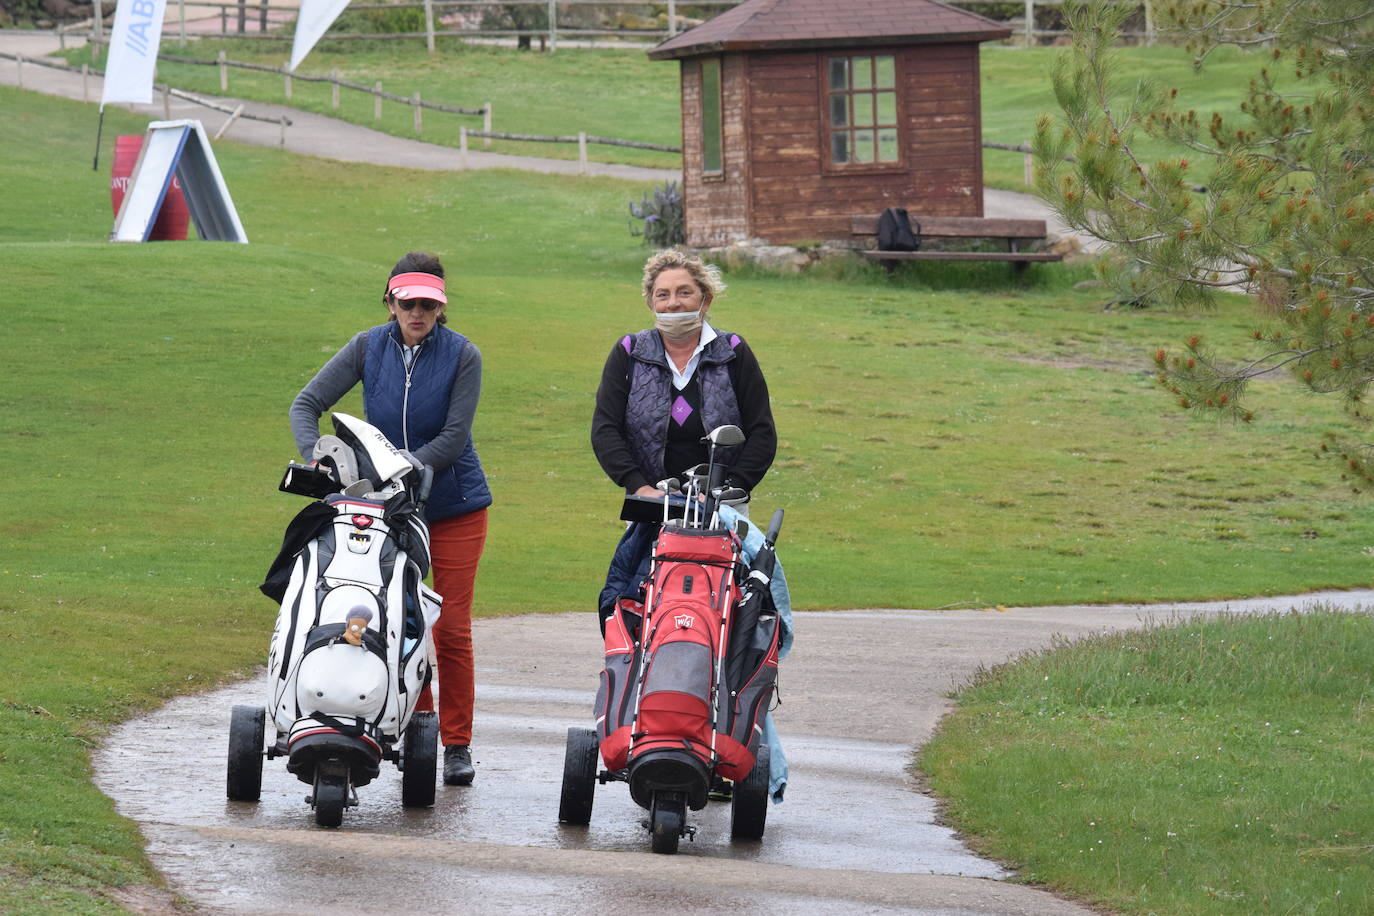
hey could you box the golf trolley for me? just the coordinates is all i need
[227,413,442,827]
[560,425,785,854]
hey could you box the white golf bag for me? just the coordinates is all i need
[229,413,442,827]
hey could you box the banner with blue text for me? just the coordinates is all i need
[101,0,169,107]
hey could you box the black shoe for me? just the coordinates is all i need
[708,776,733,802]
[443,745,475,786]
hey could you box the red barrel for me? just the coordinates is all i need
[110,135,190,241]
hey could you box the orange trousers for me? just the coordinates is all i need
[414,507,487,747]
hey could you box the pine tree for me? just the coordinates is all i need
[1035,0,1374,471]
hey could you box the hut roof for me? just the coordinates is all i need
[647,0,1012,60]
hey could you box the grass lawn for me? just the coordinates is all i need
[2,80,1371,911]
[922,610,1374,914]
[55,40,1288,186]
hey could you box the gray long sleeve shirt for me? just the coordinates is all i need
[289,329,483,471]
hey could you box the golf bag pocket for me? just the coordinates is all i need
[296,635,389,721]
[634,602,714,758]
[720,613,780,776]
[596,599,641,771]
[418,583,442,630]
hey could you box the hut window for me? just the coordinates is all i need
[826,54,898,166]
[701,58,723,175]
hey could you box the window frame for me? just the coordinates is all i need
[820,51,905,173]
[699,57,724,178]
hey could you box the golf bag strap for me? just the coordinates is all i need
[313,713,366,737]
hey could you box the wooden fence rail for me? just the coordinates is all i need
[2,49,293,144]
[158,51,487,115]
[466,128,680,152]
[40,0,1162,48]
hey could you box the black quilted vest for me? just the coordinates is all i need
[623,328,743,484]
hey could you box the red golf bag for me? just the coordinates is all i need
[595,521,780,812]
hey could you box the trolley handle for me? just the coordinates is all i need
[765,508,785,545]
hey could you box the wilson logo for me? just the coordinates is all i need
[674,615,694,629]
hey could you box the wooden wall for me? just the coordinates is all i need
[682,54,751,248]
[683,42,988,246]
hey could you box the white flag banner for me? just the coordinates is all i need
[289,0,351,72]
[100,0,169,107]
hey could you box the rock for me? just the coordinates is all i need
[700,239,811,274]
[1047,234,1087,257]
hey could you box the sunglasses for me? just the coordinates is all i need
[393,298,441,312]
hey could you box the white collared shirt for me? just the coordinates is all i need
[668,321,718,390]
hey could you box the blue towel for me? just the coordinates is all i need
[720,505,793,803]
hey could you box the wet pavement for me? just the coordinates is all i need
[94,591,1374,914]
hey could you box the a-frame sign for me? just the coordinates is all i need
[111,119,249,244]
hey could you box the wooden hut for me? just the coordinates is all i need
[648,0,1011,248]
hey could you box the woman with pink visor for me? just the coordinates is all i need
[290,250,491,788]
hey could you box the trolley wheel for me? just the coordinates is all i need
[557,727,598,825]
[226,704,265,802]
[730,744,770,840]
[650,792,686,855]
[400,711,438,808]
[313,772,347,828]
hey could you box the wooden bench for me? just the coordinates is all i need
[849,215,1063,271]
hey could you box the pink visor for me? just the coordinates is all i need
[388,272,447,304]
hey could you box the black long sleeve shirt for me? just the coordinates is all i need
[591,334,777,493]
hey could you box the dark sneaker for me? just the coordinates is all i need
[708,776,733,802]
[443,745,475,786]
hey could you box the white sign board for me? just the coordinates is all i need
[111,120,249,244]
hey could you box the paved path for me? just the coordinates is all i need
[94,590,1374,914]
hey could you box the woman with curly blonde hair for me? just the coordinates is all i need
[591,250,777,625]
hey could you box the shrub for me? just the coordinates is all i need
[329,1,426,35]
[628,181,683,247]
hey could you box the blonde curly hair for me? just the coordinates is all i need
[641,249,726,307]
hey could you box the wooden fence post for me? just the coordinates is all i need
[1024,0,1034,45]
[284,72,292,100]
[375,81,383,120]
[424,0,435,53]
[258,0,268,32]
[220,7,226,35]
[236,0,246,34]
[15,56,22,89]
[331,70,340,109]
[93,0,102,44]
[483,101,491,148]
[1144,0,1156,46]
[214,104,246,141]
[163,83,172,119]
[667,0,676,37]
[460,126,468,169]
[82,63,89,102]
[57,23,66,51]
[1024,140,1032,186]
[578,131,588,174]
[280,115,287,148]
[413,92,422,134]
[547,0,557,53]
[178,0,186,46]
[218,50,227,91]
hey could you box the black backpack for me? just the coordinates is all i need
[877,207,920,252]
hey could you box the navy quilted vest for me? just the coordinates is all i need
[363,323,491,522]
[623,328,742,484]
